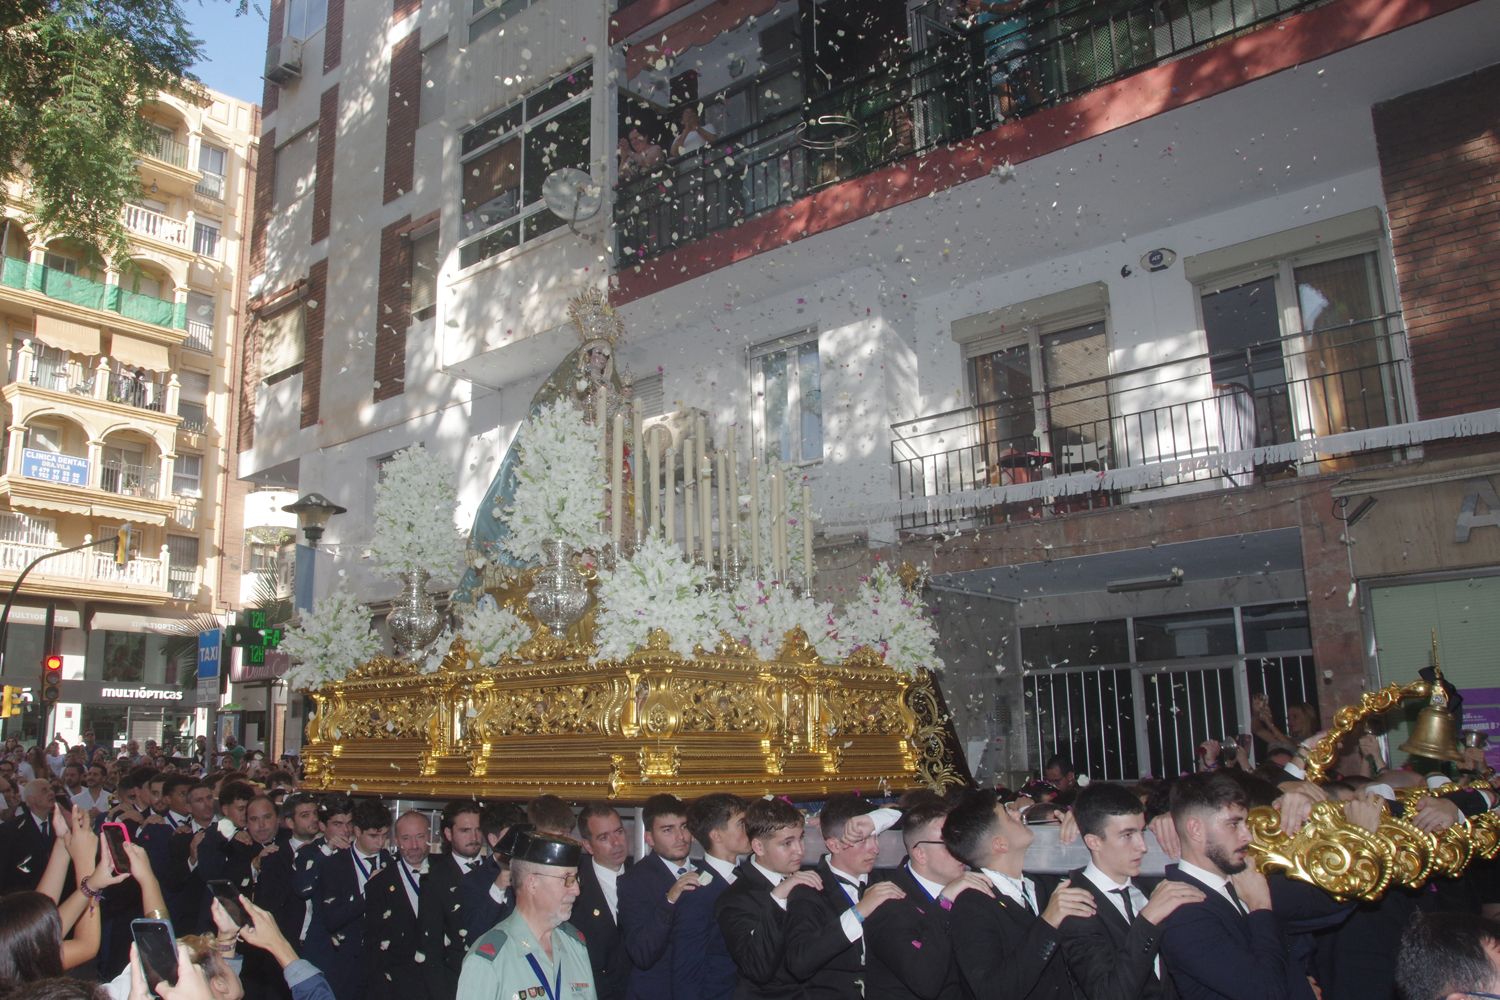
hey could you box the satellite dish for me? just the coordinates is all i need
[541,168,603,228]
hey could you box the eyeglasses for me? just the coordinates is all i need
[532,871,580,887]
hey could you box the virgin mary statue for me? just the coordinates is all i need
[454,289,628,602]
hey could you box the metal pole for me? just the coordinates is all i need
[42,603,55,740]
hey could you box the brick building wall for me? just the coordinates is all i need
[301,259,327,428]
[383,32,421,205]
[312,86,338,246]
[1375,62,1500,420]
[374,217,412,402]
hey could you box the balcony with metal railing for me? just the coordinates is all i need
[890,320,1412,530]
[615,0,1326,263]
[145,131,190,170]
[99,461,161,499]
[194,172,225,201]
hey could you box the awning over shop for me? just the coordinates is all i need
[9,495,94,517]
[109,333,171,373]
[91,502,166,526]
[89,611,197,636]
[7,605,81,628]
[34,313,102,357]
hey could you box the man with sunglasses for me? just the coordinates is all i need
[460,830,597,1000]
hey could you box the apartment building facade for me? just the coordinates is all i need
[240,0,1500,778]
[0,86,258,749]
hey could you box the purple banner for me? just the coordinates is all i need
[1460,686,1500,773]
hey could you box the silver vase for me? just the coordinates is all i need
[389,570,444,657]
[528,539,589,637]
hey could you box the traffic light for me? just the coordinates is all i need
[0,685,19,719]
[40,654,62,707]
[115,526,132,567]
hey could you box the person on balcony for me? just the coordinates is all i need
[671,106,717,158]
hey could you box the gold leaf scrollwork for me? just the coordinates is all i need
[1248,801,1394,902]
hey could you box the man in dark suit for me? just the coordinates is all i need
[864,795,993,1000]
[716,797,822,1000]
[302,797,392,1000]
[239,794,297,1000]
[942,788,1095,1000]
[419,799,487,1000]
[673,794,749,1000]
[365,809,432,999]
[785,794,905,1000]
[1059,782,1204,1000]
[619,793,705,1000]
[1,779,56,892]
[453,801,521,944]
[574,802,634,1000]
[1157,772,1316,1000]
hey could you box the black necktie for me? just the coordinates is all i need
[1224,881,1249,916]
[1020,881,1036,914]
[1111,887,1135,922]
[836,876,865,900]
[39,818,49,838]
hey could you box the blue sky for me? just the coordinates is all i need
[186,1,269,104]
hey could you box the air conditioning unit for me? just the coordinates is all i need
[265,37,303,85]
[641,408,713,460]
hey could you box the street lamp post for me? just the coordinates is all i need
[277,493,346,761]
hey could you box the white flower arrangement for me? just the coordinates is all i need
[837,563,944,676]
[366,446,467,582]
[593,534,727,661]
[424,596,532,672]
[503,401,610,564]
[729,578,840,661]
[281,589,382,690]
[744,461,812,584]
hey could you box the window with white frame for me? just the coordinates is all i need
[419,40,446,129]
[173,453,202,497]
[192,219,220,258]
[752,331,822,465]
[468,0,537,42]
[458,62,592,269]
[273,127,318,212]
[166,534,200,600]
[196,142,228,199]
[409,228,439,318]
[1189,214,1401,467]
[185,291,215,352]
[284,0,327,39]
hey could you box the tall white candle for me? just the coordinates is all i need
[611,413,625,548]
[646,426,660,537]
[664,442,676,548]
[802,483,814,589]
[727,425,739,570]
[749,457,761,575]
[683,443,697,562]
[718,452,730,576]
[770,469,784,581]
[700,449,713,568]
[632,405,644,543]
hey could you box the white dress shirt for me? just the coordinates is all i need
[1176,860,1246,913]
[981,867,1038,913]
[1081,862,1158,975]
[827,861,866,943]
[593,858,623,919]
[702,853,738,885]
[751,858,790,910]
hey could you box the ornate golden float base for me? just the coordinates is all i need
[299,630,962,803]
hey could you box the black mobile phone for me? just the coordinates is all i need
[132,917,179,997]
[101,822,132,875]
[207,879,249,927]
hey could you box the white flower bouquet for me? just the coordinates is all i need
[728,578,840,661]
[837,563,944,675]
[366,446,467,581]
[503,401,610,564]
[593,534,727,660]
[281,589,382,690]
[424,596,532,672]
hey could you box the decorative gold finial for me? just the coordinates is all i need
[1429,629,1448,709]
[897,562,923,592]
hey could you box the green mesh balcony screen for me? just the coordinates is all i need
[39,267,107,310]
[117,288,177,328]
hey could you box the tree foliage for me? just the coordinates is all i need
[0,1,204,261]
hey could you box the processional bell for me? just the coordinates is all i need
[1397,656,1464,763]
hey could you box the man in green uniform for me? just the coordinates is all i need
[460,830,597,1000]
